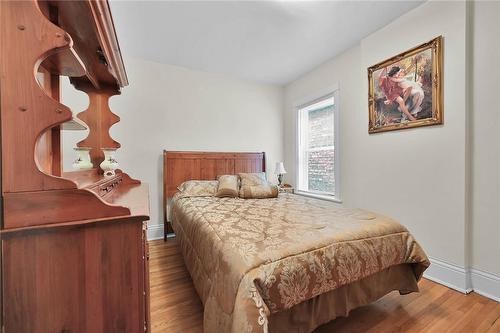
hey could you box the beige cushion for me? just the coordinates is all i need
[215,175,239,198]
[239,184,279,199]
[238,172,267,186]
[238,172,278,199]
[177,180,218,198]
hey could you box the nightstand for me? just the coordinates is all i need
[279,186,294,194]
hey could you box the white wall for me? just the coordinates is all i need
[285,1,468,269]
[285,0,500,297]
[62,57,284,238]
[470,1,500,276]
[59,0,499,298]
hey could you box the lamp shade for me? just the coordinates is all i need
[274,162,287,175]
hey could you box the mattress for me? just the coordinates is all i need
[171,193,429,333]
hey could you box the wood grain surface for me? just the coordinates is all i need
[162,151,265,237]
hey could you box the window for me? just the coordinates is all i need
[297,91,339,200]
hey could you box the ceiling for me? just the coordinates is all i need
[109,1,424,85]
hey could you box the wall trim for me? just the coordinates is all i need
[424,257,500,302]
[470,268,500,302]
[424,257,473,294]
[147,224,166,241]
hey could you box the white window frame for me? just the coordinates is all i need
[295,86,341,203]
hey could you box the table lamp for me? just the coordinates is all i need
[274,162,287,186]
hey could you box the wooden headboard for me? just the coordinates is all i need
[162,151,266,238]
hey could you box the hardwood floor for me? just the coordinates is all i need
[149,239,500,333]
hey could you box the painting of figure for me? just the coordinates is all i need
[368,36,443,133]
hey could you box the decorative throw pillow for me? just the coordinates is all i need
[177,180,218,198]
[239,184,279,199]
[215,175,239,198]
[238,172,267,186]
[238,172,278,199]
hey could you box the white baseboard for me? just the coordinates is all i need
[424,257,473,294]
[147,224,164,240]
[424,257,500,302]
[470,268,500,302]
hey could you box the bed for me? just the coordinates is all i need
[163,151,430,333]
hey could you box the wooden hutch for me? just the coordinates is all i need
[0,1,150,332]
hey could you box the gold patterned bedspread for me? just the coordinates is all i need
[171,193,429,333]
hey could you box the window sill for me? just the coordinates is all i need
[295,190,342,204]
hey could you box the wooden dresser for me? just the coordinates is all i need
[0,1,150,332]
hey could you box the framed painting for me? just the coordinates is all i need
[368,36,443,133]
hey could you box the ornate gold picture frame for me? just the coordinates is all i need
[368,36,443,133]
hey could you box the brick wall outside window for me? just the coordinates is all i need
[307,105,335,193]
